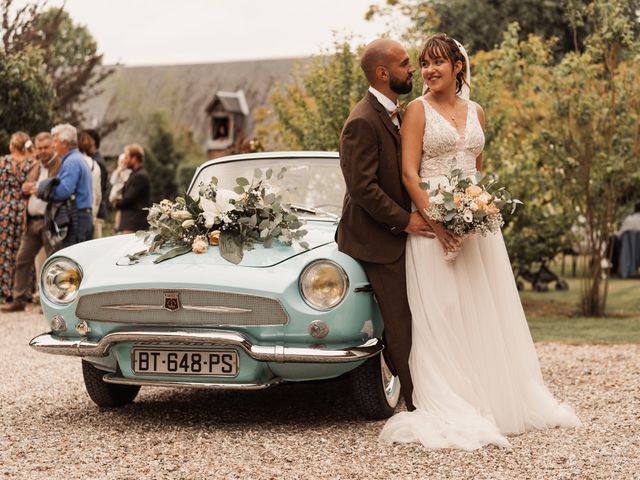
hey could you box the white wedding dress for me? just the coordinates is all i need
[379,97,581,450]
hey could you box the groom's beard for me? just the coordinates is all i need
[390,75,413,95]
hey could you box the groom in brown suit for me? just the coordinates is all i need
[337,39,432,411]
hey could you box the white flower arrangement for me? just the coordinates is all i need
[420,168,522,259]
[128,168,308,265]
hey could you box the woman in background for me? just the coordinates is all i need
[0,132,33,301]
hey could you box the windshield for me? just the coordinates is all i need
[189,156,345,218]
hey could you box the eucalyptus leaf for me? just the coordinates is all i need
[219,231,243,264]
[266,168,273,180]
[254,168,262,179]
[419,181,430,191]
[236,177,250,186]
[233,186,245,195]
[153,245,192,264]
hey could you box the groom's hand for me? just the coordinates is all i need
[404,211,435,238]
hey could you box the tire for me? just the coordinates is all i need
[82,360,140,408]
[350,353,401,420]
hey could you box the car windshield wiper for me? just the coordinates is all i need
[287,203,339,221]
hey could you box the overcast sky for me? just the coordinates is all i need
[27,0,392,66]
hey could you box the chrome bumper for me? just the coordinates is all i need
[29,329,382,363]
[103,374,281,390]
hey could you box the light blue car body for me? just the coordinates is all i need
[32,152,386,390]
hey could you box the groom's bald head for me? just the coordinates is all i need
[360,39,404,83]
[360,39,414,96]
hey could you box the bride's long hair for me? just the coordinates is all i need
[419,34,470,97]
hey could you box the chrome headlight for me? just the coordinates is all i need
[299,260,349,310]
[42,257,83,305]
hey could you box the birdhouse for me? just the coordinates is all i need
[205,90,249,158]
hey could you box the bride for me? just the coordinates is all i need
[379,33,582,450]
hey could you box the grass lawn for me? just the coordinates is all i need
[521,277,640,343]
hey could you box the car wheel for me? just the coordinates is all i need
[82,360,140,408]
[350,353,401,420]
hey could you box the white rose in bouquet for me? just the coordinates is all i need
[430,193,445,205]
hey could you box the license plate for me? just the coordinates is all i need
[132,348,238,377]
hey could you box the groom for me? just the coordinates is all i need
[336,39,433,411]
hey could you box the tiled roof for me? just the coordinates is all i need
[82,57,308,156]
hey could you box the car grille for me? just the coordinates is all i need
[75,289,289,326]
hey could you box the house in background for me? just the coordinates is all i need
[81,57,308,158]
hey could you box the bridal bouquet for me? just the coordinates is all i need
[128,168,308,265]
[420,168,522,260]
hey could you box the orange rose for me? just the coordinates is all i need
[465,185,483,197]
[208,230,221,246]
[192,236,208,254]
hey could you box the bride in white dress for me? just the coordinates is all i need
[379,34,582,450]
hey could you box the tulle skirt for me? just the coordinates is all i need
[379,231,581,450]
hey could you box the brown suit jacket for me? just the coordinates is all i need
[336,92,411,264]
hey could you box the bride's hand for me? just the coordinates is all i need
[428,220,460,252]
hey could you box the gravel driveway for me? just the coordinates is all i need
[1,306,638,480]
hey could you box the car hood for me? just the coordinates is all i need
[115,223,337,268]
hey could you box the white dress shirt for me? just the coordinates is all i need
[368,86,400,129]
[27,165,49,216]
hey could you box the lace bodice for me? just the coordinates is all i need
[419,97,485,179]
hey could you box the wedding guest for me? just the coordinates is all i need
[618,202,640,235]
[80,129,108,238]
[1,133,61,312]
[116,144,150,234]
[78,132,103,229]
[42,124,93,248]
[0,132,33,302]
[617,202,640,278]
[108,153,132,232]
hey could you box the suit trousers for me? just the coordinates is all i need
[360,254,415,410]
[12,218,53,303]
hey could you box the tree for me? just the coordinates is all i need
[144,113,182,204]
[1,0,112,125]
[264,39,369,150]
[541,0,640,315]
[471,25,577,286]
[262,38,427,151]
[0,46,56,151]
[366,0,640,55]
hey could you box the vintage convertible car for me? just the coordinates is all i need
[30,151,400,419]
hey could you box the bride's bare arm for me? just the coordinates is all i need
[475,102,485,172]
[401,100,458,250]
[401,100,430,218]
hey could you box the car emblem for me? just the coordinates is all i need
[163,292,181,311]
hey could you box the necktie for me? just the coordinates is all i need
[390,106,403,128]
